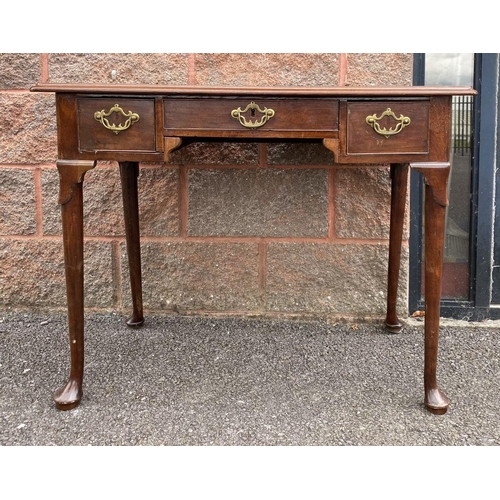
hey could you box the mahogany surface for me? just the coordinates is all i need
[30,83,477,414]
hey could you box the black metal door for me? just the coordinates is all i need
[492,76,500,304]
[410,53,500,320]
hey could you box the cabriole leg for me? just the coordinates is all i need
[119,161,144,327]
[411,162,451,415]
[53,160,96,410]
[385,163,409,333]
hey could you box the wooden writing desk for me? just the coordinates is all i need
[31,83,477,414]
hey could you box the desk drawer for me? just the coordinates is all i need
[346,101,430,154]
[78,97,156,152]
[164,97,339,138]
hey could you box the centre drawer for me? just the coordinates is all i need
[163,97,339,138]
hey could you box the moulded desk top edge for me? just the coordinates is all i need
[30,83,478,97]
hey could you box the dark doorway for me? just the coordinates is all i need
[410,53,500,320]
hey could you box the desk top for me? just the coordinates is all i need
[31,84,477,97]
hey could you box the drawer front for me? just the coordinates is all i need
[164,97,339,137]
[78,98,156,152]
[346,101,430,154]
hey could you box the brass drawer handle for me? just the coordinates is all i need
[231,101,275,129]
[366,108,411,138]
[94,104,140,134]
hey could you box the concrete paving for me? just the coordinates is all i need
[1,310,499,446]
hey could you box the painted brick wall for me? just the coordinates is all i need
[0,53,412,321]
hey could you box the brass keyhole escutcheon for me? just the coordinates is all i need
[94,104,140,134]
[230,102,275,129]
[365,108,411,138]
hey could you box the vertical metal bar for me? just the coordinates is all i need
[474,54,497,310]
[409,53,425,313]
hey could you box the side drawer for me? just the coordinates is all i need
[346,100,430,155]
[78,97,156,152]
[164,97,339,138]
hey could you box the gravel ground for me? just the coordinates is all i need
[0,310,499,446]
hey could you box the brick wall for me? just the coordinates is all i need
[0,53,412,321]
